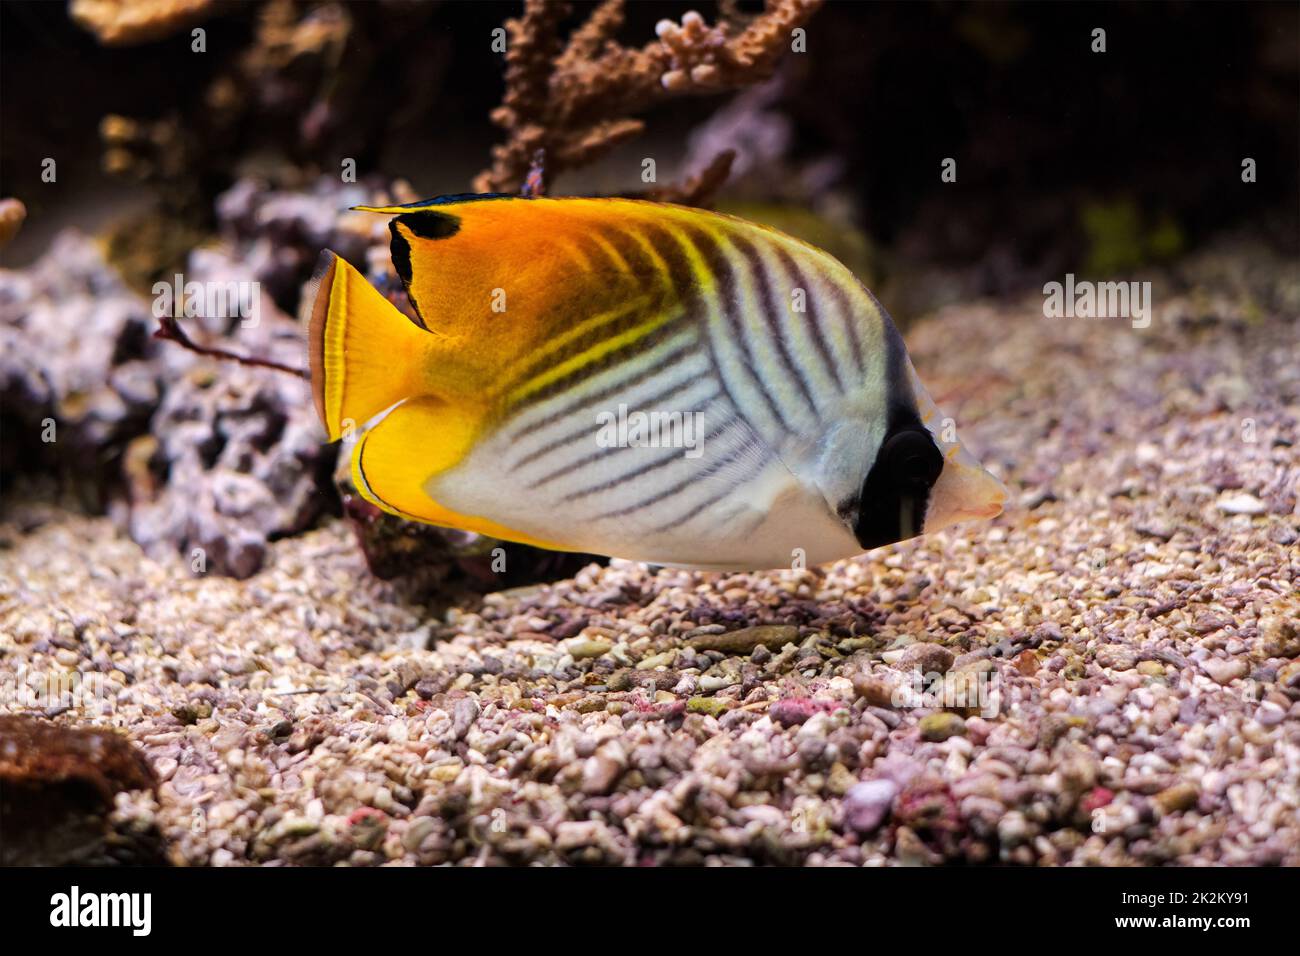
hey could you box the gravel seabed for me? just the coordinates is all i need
[2,262,1297,866]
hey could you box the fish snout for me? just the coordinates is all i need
[922,444,1007,534]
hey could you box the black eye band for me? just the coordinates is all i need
[881,429,943,488]
[853,421,943,550]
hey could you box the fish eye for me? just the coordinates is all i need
[852,421,942,550]
[882,429,942,489]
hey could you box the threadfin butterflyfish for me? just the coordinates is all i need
[305,194,1006,571]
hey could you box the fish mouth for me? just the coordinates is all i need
[921,446,1007,534]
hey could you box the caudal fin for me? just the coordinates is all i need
[305,250,431,441]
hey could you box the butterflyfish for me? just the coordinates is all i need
[306,194,1006,571]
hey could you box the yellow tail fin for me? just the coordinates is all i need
[305,250,432,442]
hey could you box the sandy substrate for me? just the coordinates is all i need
[1,252,1297,865]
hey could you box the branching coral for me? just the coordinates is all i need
[639,147,736,205]
[474,0,823,196]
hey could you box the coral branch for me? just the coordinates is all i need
[153,315,308,379]
[641,149,736,207]
[474,0,822,196]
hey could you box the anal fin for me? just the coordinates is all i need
[351,397,570,552]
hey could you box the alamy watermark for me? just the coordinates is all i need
[152,273,260,328]
[49,886,151,936]
[888,668,1001,718]
[1043,273,1152,329]
[595,404,705,459]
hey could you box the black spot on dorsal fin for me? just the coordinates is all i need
[397,210,461,241]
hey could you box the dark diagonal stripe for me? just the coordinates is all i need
[526,443,622,492]
[508,363,703,472]
[650,476,746,535]
[597,223,661,278]
[561,404,730,501]
[504,336,699,445]
[773,245,844,394]
[828,276,864,373]
[499,223,682,412]
[528,404,728,493]
[680,225,789,432]
[499,290,667,397]
[594,435,757,522]
[570,231,629,274]
[508,308,694,418]
[730,233,819,419]
[637,221,697,295]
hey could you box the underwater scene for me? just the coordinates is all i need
[0,0,1297,889]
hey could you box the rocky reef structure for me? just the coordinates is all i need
[0,179,365,576]
[1,230,179,498]
[0,714,167,865]
[0,170,616,582]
